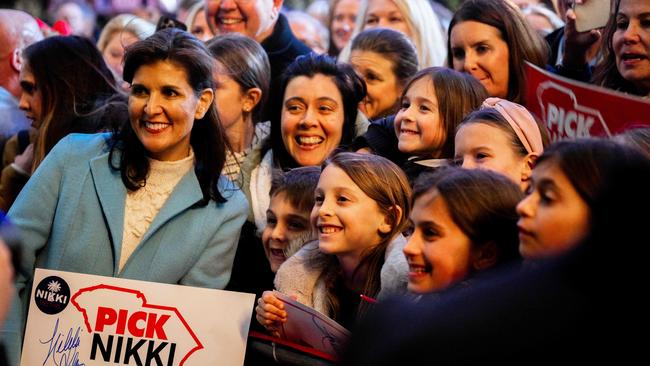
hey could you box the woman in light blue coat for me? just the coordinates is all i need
[1,28,248,364]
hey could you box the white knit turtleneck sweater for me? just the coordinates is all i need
[119,150,195,271]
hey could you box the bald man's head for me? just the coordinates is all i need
[0,9,43,97]
[0,10,43,49]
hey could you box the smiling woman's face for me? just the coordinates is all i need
[280,74,345,166]
[450,20,510,99]
[128,60,213,161]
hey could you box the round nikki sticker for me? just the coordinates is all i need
[34,276,71,315]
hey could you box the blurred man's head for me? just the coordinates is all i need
[0,10,43,98]
[205,0,283,42]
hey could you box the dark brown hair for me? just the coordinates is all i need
[447,0,549,104]
[413,167,523,265]
[592,0,648,96]
[270,166,321,214]
[23,35,120,170]
[399,67,488,158]
[111,28,230,204]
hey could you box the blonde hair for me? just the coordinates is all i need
[96,14,155,53]
[338,0,446,69]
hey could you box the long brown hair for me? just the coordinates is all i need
[311,152,411,319]
[592,0,647,96]
[23,35,120,170]
[111,28,231,205]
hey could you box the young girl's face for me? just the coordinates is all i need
[262,192,313,273]
[213,61,249,133]
[312,165,392,265]
[394,76,446,156]
[403,189,474,294]
[516,159,590,259]
[454,122,530,190]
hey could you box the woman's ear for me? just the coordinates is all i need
[471,241,499,271]
[194,88,214,119]
[379,205,403,235]
[243,87,262,114]
[520,153,538,184]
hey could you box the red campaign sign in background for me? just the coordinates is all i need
[525,62,650,141]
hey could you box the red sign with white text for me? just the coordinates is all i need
[525,62,650,141]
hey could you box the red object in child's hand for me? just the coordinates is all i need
[360,294,377,304]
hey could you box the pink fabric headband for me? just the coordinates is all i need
[481,97,544,155]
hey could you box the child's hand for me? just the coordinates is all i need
[255,291,287,338]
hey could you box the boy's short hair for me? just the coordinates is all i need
[269,166,321,213]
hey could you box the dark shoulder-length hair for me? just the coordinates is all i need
[23,35,119,170]
[592,0,645,96]
[535,138,645,210]
[206,33,271,124]
[413,167,523,267]
[270,53,366,169]
[446,0,548,104]
[110,28,229,205]
[400,67,488,158]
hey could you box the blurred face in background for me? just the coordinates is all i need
[55,1,93,37]
[102,31,139,84]
[190,8,215,41]
[288,14,327,54]
[363,0,412,39]
[350,49,401,119]
[205,0,282,42]
[330,0,359,52]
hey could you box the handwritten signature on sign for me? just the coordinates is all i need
[40,318,86,366]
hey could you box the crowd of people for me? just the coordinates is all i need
[0,0,648,365]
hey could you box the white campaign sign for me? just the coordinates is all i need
[21,268,255,366]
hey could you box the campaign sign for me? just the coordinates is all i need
[525,62,650,141]
[21,268,255,366]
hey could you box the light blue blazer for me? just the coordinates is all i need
[1,133,248,364]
